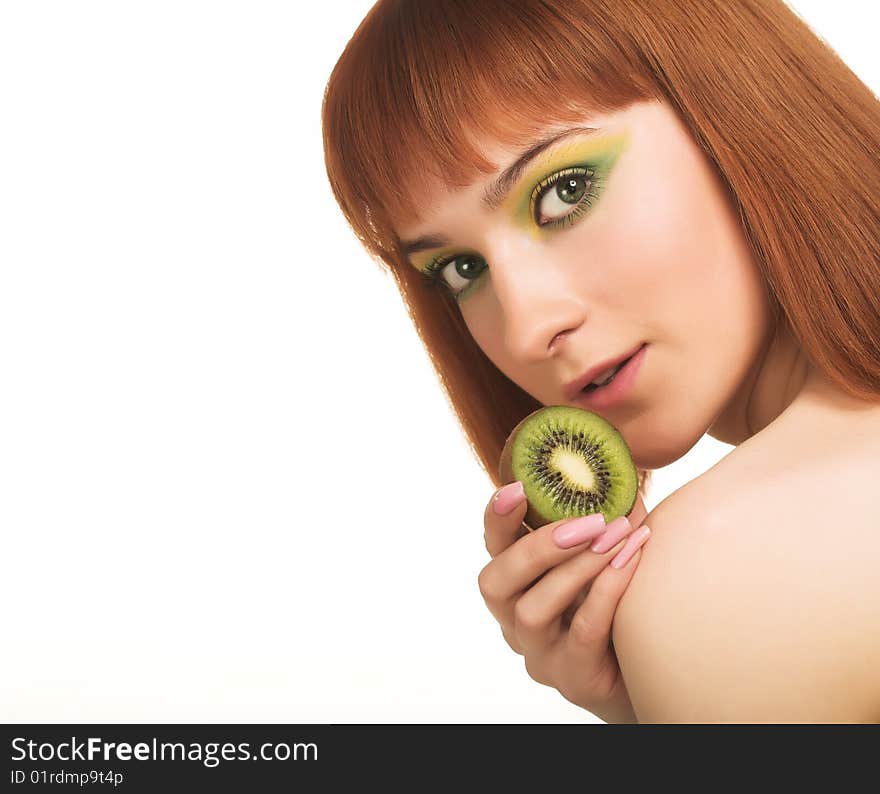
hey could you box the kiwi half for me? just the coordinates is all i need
[498,405,638,530]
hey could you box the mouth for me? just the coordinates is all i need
[568,343,648,411]
[564,343,645,401]
[581,359,631,393]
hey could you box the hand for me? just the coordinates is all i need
[480,483,651,722]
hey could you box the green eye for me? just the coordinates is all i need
[423,253,488,300]
[420,164,605,300]
[529,166,601,228]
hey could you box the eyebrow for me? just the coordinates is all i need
[399,125,598,258]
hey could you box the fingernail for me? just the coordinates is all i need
[551,514,606,549]
[493,481,526,515]
[610,526,651,569]
[589,516,632,554]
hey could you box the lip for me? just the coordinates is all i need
[568,343,648,411]
[563,343,646,402]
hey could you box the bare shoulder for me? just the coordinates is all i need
[612,405,880,723]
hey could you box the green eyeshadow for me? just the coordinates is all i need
[505,130,630,236]
[410,128,631,276]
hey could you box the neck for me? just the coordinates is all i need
[707,319,833,446]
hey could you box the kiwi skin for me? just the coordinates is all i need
[498,406,638,532]
[498,414,552,531]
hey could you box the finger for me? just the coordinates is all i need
[513,517,643,653]
[558,502,647,626]
[500,624,523,655]
[483,481,530,558]
[477,512,607,625]
[563,527,651,675]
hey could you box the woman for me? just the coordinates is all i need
[321,0,880,723]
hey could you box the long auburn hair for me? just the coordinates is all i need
[322,0,880,501]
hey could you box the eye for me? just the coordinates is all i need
[530,166,599,228]
[420,164,601,299]
[426,253,488,298]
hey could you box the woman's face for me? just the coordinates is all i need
[396,98,774,469]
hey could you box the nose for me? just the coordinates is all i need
[485,232,586,364]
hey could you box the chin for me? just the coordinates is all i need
[633,451,680,470]
[630,429,706,471]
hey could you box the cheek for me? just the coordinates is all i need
[598,161,765,344]
[460,290,536,392]
[460,293,504,359]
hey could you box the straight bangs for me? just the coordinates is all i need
[322,0,655,258]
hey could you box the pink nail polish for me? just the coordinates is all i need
[610,526,651,568]
[493,482,525,515]
[551,514,606,549]
[589,516,632,554]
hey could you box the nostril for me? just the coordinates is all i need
[549,330,572,353]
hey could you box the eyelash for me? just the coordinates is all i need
[421,164,604,299]
[530,166,602,228]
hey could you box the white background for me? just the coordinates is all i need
[1,1,876,723]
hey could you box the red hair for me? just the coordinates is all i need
[323,0,880,496]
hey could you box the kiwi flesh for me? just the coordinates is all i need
[498,405,638,530]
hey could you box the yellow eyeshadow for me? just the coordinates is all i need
[413,246,460,273]
[409,129,631,269]
[504,131,630,235]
